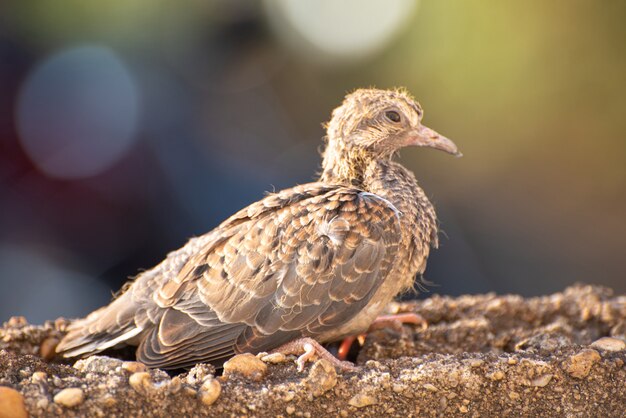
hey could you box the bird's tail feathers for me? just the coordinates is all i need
[56,291,146,358]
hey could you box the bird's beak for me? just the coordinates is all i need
[405,125,462,157]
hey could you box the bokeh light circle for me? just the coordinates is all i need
[16,45,140,179]
[266,0,418,62]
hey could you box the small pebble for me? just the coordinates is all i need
[198,378,221,406]
[423,383,438,392]
[185,363,216,385]
[0,386,28,418]
[365,360,382,369]
[100,395,117,407]
[54,317,70,331]
[122,361,147,374]
[31,372,47,383]
[74,356,123,373]
[590,337,626,352]
[531,374,553,387]
[348,393,377,408]
[304,359,337,397]
[168,376,182,394]
[39,338,59,361]
[469,359,484,368]
[286,405,296,415]
[508,391,520,401]
[489,371,505,381]
[440,397,448,410]
[6,316,27,327]
[53,388,84,408]
[129,372,153,394]
[566,349,601,379]
[183,387,198,397]
[35,397,49,409]
[223,353,267,381]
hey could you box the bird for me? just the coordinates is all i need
[56,88,460,371]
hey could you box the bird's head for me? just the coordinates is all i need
[324,88,461,160]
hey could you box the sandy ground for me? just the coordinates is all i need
[0,284,625,417]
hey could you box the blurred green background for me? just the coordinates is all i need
[1,0,624,323]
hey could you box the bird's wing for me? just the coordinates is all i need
[137,184,403,368]
[56,184,338,362]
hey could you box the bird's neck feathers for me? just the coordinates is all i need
[320,140,380,187]
[321,146,372,186]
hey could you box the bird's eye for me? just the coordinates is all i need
[385,110,401,123]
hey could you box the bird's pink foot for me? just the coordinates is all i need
[337,334,367,360]
[272,337,357,372]
[337,312,428,361]
[368,312,428,332]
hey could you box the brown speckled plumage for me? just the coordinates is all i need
[56,88,460,369]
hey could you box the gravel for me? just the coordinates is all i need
[1,284,625,417]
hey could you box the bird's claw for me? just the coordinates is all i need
[296,341,316,372]
[272,337,358,372]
